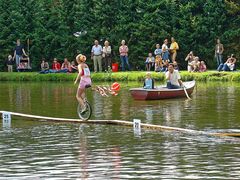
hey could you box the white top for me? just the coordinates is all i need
[102,46,111,55]
[162,44,168,51]
[165,70,181,86]
[91,45,102,55]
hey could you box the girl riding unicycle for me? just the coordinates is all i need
[74,54,92,120]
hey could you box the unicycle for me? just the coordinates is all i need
[77,84,92,120]
[77,99,92,120]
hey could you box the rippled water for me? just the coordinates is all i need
[1,82,240,179]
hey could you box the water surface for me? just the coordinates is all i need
[0,81,240,179]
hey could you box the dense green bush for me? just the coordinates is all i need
[0,0,239,71]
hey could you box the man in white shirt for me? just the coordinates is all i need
[165,63,183,89]
[91,40,103,72]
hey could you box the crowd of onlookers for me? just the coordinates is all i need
[4,38,237,73]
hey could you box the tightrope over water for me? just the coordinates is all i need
[1,111,240,138]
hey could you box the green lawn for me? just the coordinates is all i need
[0,71,240,82]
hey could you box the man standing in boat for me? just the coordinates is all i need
[165,63,183,89]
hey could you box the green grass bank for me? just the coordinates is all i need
[0,71,240,82]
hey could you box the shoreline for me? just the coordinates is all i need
[0,71,239,82]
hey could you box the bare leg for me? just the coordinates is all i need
[76,88,85,108]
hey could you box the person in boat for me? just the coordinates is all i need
[143,72,154,89]
[166,63,183,89]
[74,54,92,113]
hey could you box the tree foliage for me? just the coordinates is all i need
[0,0,239,71]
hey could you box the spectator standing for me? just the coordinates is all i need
[215,38,224,67]
[91,40,103,72]
[6,55,14,72]
[162,39,170,62]
[169,37,179,63]
[119,40,130,71]
[13,39,27,68]
[102,40,112,72]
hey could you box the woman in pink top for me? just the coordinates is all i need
[119,40,130,71]
[199,61,207,72]
[74,54,92,113]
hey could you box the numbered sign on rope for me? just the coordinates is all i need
[2,112,11,128]
[133,119,141,137]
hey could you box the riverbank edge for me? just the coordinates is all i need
[0,71,240,82]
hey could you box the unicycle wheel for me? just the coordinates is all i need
[77,101,92,120]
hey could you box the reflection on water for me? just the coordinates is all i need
[1,82,240,178]
[1,82,240,129]
[1,123,240,179]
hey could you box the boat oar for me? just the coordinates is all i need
[183,86,192,100]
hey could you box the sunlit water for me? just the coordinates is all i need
[0,81,240,179]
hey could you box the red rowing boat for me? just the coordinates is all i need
[129,81,196,100]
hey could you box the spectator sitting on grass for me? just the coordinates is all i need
[49,58,61,73]
[39,58,49,74]
[60,58,71,73]
[70,61,78,73]
[199,61,207,72]
[185,51,195,72]
[188,57,200,72]
[217,54,236,71]
[145,53,155,71]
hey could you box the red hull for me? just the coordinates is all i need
[130,81,195,100]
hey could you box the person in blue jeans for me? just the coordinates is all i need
[119,40,130,71]
[217,54,236,71]
[215,38,224,68]
[13,39,28,69]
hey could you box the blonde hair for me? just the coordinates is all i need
[76,54,86,64]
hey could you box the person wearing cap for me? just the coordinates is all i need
[74,54,92,113]
[143,72,154,89]
[165,63,183,89]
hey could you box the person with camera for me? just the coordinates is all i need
[185,51,195,72]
